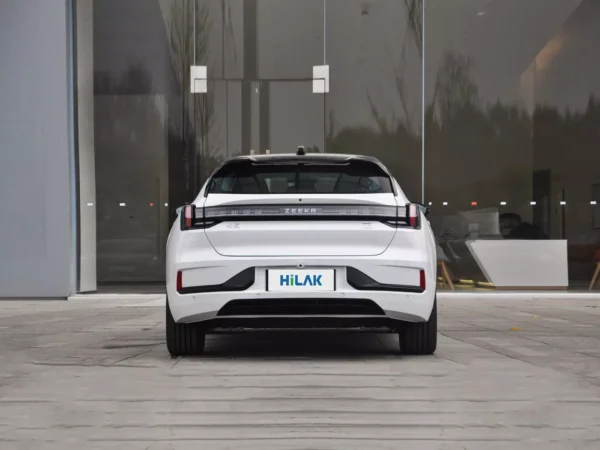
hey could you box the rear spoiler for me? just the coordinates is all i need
[180,203,422,230]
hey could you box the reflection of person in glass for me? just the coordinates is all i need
[500,213,547,239]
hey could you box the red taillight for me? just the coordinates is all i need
[408,203,419,227]
[180,204,198,230]
[419,269,426,290]
[184,205,193,228]
[176,271,183,291]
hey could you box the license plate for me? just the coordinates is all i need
[267,269,335,292]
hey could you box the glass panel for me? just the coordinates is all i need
[90,0,330,286]
[425,0,536,291]
[270,81,325,153]
[92,0,181,285]
[206,80,243,160]
[532,0,600,290]
[80,0,424,288]
[425,0,600,291]
[205,78,326,171]
[326,0,423,201]
[94,94,169,283]
[257,0,325,80]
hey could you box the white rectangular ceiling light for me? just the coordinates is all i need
[313,65,329,94]
[190,66,207,93]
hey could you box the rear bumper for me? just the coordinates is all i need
[167,263,436,325]
[166,224,437,325]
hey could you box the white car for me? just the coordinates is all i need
[166,151,437,356]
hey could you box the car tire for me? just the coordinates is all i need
[166,300,205,357]
[398,298,437,355]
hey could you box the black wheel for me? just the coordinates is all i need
[166,300,205,357]
[399,299,437,355]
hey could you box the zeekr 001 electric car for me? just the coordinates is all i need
[166,151,437,356]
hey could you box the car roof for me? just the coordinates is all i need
[227,153,385,166]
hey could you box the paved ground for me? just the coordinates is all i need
[1,296,600,449]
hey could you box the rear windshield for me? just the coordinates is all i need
[207,161,394,194]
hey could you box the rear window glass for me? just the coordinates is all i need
[208,161,393,194]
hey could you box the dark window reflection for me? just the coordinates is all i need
[326,0,422,200]
[500,213,547,240]
[78,0,600,291]
[427,0,600,291]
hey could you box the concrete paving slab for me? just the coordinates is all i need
[1,297,600,448]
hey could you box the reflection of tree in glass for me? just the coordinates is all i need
[331,0,600,240]
[330,0,424,199]
[425,50,532,209]
[403,0,423,56]
[326,122,421,200]
[167,0,221,190]
[328,45,534,204]
[367,0,422,134]
[433,51,479,124]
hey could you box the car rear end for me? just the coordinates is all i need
[166,154,437,355]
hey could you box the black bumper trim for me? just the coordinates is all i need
[217,298,386,316]
[178,268,255,295]
[346,267,424,293]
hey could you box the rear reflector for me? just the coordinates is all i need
[176,271,183,291]
[419,270,426,290]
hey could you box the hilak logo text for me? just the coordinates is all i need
[280,274,323,286]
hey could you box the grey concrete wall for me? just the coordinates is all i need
[0,0,75,297]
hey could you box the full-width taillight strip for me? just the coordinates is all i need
[180,204,421,229]
[204,204,398,219]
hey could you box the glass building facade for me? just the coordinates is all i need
[72,0,600,292]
